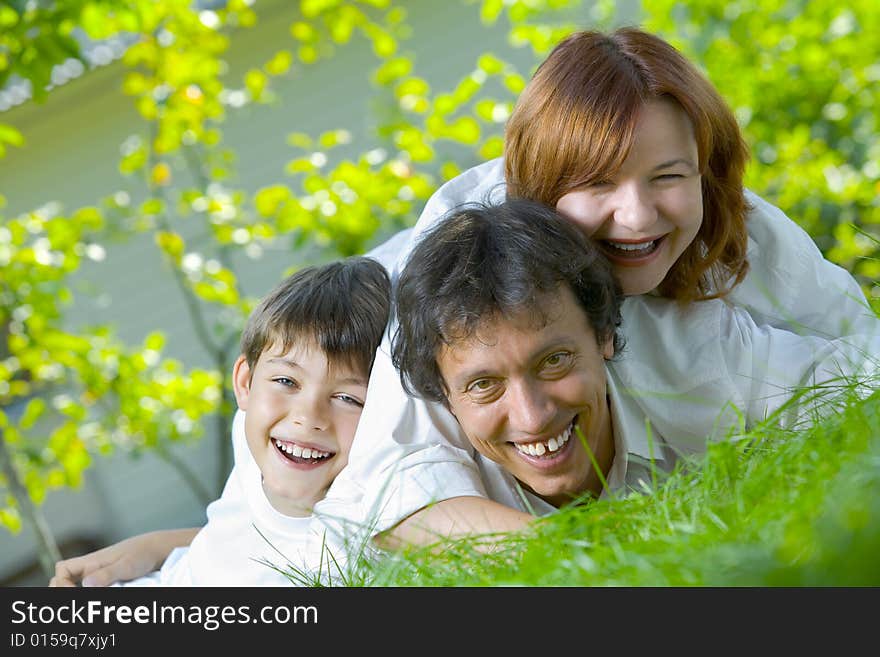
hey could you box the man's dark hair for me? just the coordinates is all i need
[392,198,624,403]
[241,256,390,377]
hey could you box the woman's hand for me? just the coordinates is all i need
[49,527,200,587]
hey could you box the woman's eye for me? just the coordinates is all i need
[655,173,684,181]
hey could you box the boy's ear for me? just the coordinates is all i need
[232,355,252,411]
[601,336,615,360]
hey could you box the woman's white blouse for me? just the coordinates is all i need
[235,157,880,557]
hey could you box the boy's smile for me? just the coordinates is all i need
[232,339,367,517]
[271,437,334,464]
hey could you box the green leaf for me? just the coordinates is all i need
[446,116,481,144]
[373,56,413,85]
[0,123,25,148]
[18,398,46,430]
[144,332,165,351]
[265,50,293,76]
[478,53,505,74]
[155,231,185,260]
[254,185,292,216]
[480,0,504,24]
[245,69,268,100]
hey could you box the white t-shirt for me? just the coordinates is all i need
[122,414,328,586]
[313,294,879,544]
[227,158,878,573]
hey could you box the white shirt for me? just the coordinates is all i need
[312,158,880,544]
[315,296,879,543]
[229,158,878,568]
[123,413,327,586]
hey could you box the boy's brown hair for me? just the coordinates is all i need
[240,256,391,377]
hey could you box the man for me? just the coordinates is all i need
[351,198,876,544]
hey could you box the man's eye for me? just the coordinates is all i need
[466,379,496,394]
[542,352,572,370]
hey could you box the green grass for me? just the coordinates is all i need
[353,386,880,586]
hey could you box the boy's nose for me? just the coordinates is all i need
[294,417,327,431]
[290,399,329,432]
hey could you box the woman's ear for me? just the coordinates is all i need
[232,355,252,411]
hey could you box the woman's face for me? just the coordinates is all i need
[555,98,703,296]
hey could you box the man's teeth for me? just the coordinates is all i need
[514,422,573,457]
[274,439,330,460]
[606,240,656,252]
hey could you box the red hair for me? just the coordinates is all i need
[504,27,750,302]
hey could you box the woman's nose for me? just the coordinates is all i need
[612,183,658,233]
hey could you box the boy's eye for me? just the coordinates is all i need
[273,377,298,388]
[334,393,364,408]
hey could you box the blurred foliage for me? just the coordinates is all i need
[0,0,877,577]
[0,201,221,534]
[0,0,126,98]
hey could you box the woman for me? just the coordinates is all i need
[52,27,878,584]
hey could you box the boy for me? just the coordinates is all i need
[68,256,390,586]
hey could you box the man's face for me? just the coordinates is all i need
[436,286,615,507]
[232,339,368,516]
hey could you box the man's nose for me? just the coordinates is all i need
[508,380,556,436]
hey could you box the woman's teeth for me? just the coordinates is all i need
[604,239,659,255]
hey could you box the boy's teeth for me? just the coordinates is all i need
[274,439,329,459]
[515,422,573,457]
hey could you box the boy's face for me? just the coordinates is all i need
[232,339,368,517]
[436,286,615,507]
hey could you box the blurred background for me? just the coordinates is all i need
[1,0,877,585]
